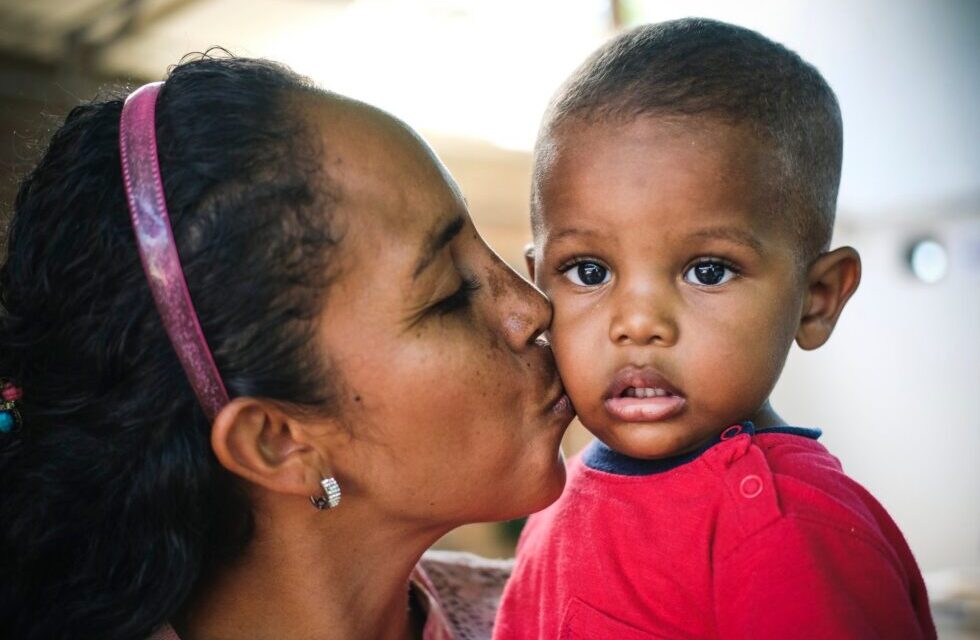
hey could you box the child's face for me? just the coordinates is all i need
[532,117,807,459]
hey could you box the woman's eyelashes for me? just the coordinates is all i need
[560,259,611,287]
[683,258,740,286]
[431,275,481,315]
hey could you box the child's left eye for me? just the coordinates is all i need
[683,260,738,286]
[562,261,611,287]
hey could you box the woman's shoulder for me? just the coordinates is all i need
[419,550,514,640]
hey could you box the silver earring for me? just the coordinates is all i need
[310,476,341,510]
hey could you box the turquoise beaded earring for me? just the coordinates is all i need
[0,380,22,433]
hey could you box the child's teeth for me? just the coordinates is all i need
[624,387,670,398]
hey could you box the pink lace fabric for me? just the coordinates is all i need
[416,551,512,639]
[148,551,512,640]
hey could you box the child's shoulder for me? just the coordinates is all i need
[749,427,879,524]
[708,429,934,638]
[711,427,910,564]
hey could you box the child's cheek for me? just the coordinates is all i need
[549,299,608,406]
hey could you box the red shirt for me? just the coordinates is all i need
[494,424,935,639]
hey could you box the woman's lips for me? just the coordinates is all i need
[551,392,574,417]
[603,365,686,423]
[543,374,575,419]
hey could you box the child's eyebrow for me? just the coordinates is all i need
[687,227,764,253]
[548,227,605,242]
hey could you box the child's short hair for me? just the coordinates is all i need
[537,18,842,260]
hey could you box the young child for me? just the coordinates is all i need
[494,18,936,639]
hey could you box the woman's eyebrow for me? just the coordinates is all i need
[413,214,465,279]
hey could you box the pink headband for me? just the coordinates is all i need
[119,82,230,421]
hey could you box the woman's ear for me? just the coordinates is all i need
[796,246,862,351]
[210,397,323,498]
[524,243,536,281]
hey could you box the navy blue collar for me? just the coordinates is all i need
[582,422,822,476]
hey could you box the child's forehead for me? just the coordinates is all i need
[533,115,793,244]
[541,115,771,178]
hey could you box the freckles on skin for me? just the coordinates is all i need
[485,261,542,353]
[503,315,532,343]
[486,266,529,337]
[485,259,507,299]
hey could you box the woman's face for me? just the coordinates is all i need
[308,99,572,529]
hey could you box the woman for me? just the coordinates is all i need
[0,54,572,639]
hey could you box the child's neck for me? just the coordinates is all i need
[749,400,786,430]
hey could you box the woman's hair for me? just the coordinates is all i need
[0,53,340,639]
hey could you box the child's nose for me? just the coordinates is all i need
[609,295,678,347]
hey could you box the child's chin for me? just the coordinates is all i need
[594,422,696,460]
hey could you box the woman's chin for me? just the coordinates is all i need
[493,452,567,522]
[529,468,567,516]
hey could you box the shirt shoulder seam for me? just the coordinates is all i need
[718,510,901,567]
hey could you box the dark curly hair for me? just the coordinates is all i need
[0,53,341,639]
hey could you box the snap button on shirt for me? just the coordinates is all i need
[739,474,764,498]
[720,424,743,440]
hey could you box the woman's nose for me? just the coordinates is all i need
[609,288,678,347]
[496,262,552,353]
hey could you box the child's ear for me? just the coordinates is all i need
[796,246,861,350]
[524,242,536,281]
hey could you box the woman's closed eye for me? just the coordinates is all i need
[560,259,611,287]
[683,258,739,286]
[431,275,481,315]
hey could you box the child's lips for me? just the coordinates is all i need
[604,395,686,423]
[603,365,686,423]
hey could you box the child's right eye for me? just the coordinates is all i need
[562,261,611,287]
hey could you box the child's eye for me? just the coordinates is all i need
[683,260,738,286]
[562,261,611,287]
